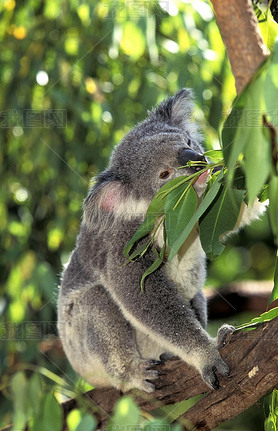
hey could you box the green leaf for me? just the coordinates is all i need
[268,252,278,306]
[235,306,278,331]
[168,170,224,261]
[199,187,245,261]
[269,175,278,245]
[128,241,152,261]
[140,255,163,291]
[265,38,278,127]
[238,70,272,203]
[256,5,278,50]
[143,418,171,430]
[75,415,97,431]
[222,64,268,188]
[244,123,271,204]
[34,393,63,431]
[264,414,277,431]
[106,396,140,429]
[11,372,28,431]
[151,395,203,422]
[258,184,269,202]
[203,149,223,161]
[28,374,42,419]
[123,215,156,258]
[222,102,245,185]
[165,184,198,255]
[124,177,187,258]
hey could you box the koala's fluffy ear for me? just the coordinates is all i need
[83,171,128,226]
[83,170,149,228]
[148,88,195,132]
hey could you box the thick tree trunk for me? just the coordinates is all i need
[62,317,278,429]
[210,0,269,94]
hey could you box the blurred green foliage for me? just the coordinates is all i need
[0,0,276,428]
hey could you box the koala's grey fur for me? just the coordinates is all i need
[57,89,266,392]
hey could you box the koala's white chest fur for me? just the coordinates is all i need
[155,223,206,300]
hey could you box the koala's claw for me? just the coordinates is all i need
[146,359,164,368]
[217,324,235,349]
[202,365,219,390]
[142,380,156,393]
[202,355,230,390]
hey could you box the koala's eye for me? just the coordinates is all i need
[159,170,171,179]
[188,139,192,146]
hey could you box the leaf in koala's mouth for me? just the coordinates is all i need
[196,171,210,184]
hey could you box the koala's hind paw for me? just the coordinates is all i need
[202,355,229,390]
[217,324,235,349]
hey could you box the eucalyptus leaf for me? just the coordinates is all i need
[265,39,278,129]
[106,396,140,430]
[34,393,63,431]
[28,374,42,419]
[128,241,152,261]
[124,215,157,258]
[75,415,97,431]
[165,184,197,255]
[11,372,28,431]
[244,122,271,204]
[268,253,278,306]
[264,415,276,431]
[269,175,278,245]
[168,170,224,261]
[140,255,164,290]
[143,419,171,430]
[222,103,245,186]
[203,149,223,161]
[222,64,268,188]
[255,5,278,50]
[124,176,187,258]
[199,187,245,261]
[234,306,278,331]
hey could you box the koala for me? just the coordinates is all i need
[57,89,265,393]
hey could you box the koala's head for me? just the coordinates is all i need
[84,89,206,226]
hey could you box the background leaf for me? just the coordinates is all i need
[106,396,140,430]
[11,372,28,431]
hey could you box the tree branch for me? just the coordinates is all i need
[62,317,278,429]
[210,0,269,94]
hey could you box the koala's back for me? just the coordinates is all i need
[58,240,166,388]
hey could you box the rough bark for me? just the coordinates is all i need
[61,317,278,429]
[210,0,269,94]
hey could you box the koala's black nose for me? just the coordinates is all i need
[177,149,206,171]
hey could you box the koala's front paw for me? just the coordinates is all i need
[217,324,235,349]
[201,354,229,390]
[127,359,164,393]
